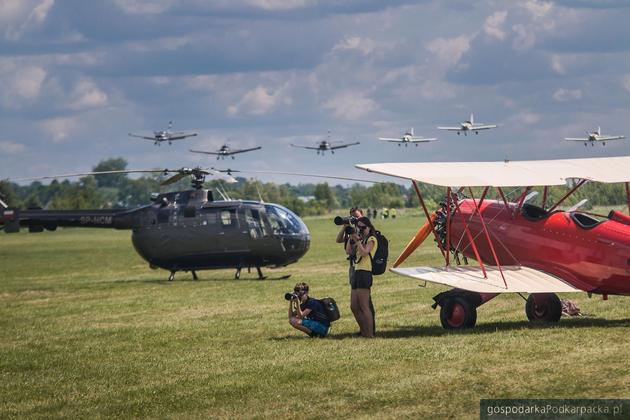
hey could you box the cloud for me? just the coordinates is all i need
[425,35,471,67]
[68,80,108,110]
[0,61,47,108]
[38,116,78,143]
[332,36,377,56]
[321,91,376,120]
[227,84,292,116]
[484,11,508,41]
[521,0,553,18]
[0,140,26,154]
[552,88,582,101]
[3,0,55,40]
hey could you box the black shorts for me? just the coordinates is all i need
[351,269,373,290]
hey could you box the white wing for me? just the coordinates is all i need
[378,137,404,142]
[564,137,589,142]
[597,135,625,141]
[391,266,583,293]
[471,124,497,130]
[407,137,438,143]
[437,126,461,131]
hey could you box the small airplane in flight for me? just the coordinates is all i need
[438,113,497,136]
[190,144,262,160]
[564,127,625,146]
[378,128,437,146]
[291,132,359,155]
[129,121,198,145]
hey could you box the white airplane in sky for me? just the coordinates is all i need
[564,127,625,146]
[438,113,497,136]
[129,121,198,145]
[378,128,437,146]
[190,144,262,160]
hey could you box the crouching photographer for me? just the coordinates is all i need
[287,282,332,338]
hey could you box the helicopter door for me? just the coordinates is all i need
[242,208,266,240]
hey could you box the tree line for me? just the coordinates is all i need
[1,158,628,216]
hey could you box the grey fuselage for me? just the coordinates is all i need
[4,189,311,273]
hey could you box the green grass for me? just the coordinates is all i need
[1,214,630,418]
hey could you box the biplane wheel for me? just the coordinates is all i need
[525,293,561,323]
[439,297,477,329]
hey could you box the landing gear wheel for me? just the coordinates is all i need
[439,297,477,329]
[526,293,561,322]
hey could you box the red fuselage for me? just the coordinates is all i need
[449,199,630,296]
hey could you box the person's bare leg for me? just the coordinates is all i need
[289,317,312,335]
[356,289,374,337]
[350,290,363,335]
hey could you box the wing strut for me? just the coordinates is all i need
[412,180,446,259]
[625,182,630,215]
[451,195,488,279]
[445,187,451,267]
[542,186,549,210]
[547,179,587,212]
[468,187,507,287]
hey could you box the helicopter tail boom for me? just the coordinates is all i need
[1,208,135,233]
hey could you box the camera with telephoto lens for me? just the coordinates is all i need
[284,292,299,301]
[334,215,358,226]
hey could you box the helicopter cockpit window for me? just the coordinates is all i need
[264,204,308,235]
[221,210,235,227]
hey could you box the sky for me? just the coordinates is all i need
[1,0,630,186]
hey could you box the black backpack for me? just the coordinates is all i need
[370,230,389,275]
[318,297,340,322]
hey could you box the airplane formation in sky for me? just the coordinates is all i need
[125,116,627,156]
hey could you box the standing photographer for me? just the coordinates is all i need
[335,208,377,334]
[345,217,377,338]
[288,282,330,337]
[335,207,363,244]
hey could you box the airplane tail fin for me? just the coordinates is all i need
[597,126,601,136]
[410,127,414,136]
[470,113,474,125]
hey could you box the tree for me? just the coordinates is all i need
[92,157,128,188]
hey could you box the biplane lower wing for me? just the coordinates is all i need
[391,266,583,293]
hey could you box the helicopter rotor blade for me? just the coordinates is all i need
[9,169,169,183]
[210,168,382,184]
[160,172,188,186]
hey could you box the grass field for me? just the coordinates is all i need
[2,212,630,418]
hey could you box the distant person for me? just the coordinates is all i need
[288,282,330,337]
[382,207,389,219]
[345,217,378,337]
[373,208,377,219]
[390,208,397,219]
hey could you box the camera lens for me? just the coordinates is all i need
[345,225,355,235]
[334,216,346,225]
[284,292,293,301]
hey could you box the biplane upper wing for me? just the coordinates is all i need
[355,155,630,187]
[392,266,583,293]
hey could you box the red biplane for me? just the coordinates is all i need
[357,156,630,329]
